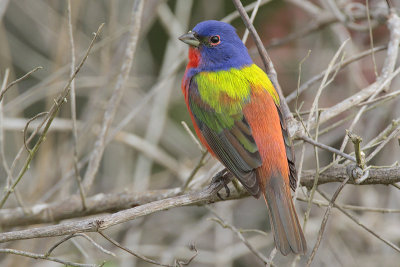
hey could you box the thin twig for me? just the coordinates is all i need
[316,65,400,130]
[380,10,400,91]
[132,1,192,191]
[268,248,277,266]
[286,45,388,103]
[346,131,365,169]
[242,0,262,44]
[297,134,356,162]
[99,230,196,267]
[338,89,381,161]
[306,176,349,266]
[99,230,170,266]
[221,0,272,23]
[0,72,29,213]
[181,121,204,152]
[182,151,209,190]
[366,0,379,77]
[114,131,183,175]
[0,66,43,103]
[366,125,400,162]
[293,50,311,206]
[318,189,400,253]
[314,12,400,130]
[0,248,98,267]
[0,23,104,209]
[107,58,185,143]
[357,90,400,107]
[303,110,321,231]
[23,112,48,153]
[296,196,400,213]
[67,0,87,210]
[362,118,400,150]
[0,71,29,212]
[0,69,11,179]
[207,207,272,265]
[82,0,144,191]
[231,0,293,125]
[305,38,349,133]
[46,233,115,257]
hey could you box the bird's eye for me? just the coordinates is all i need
[209,35,220,45]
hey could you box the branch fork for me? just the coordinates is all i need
[346,130,369,184]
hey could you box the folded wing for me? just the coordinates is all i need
[188,80,262,197]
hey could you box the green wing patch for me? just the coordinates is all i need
[188,74,262,197]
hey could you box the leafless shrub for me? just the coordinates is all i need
[0,0,399,266]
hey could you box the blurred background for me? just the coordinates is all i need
[0,0,400,266]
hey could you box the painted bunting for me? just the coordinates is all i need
[179,20,306,255]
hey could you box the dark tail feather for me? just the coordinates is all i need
[263,175,307,255]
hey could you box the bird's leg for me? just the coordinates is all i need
[231,178,242,193]
[210,168,233,199]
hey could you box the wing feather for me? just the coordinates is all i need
[276,105,297,191]
[188,80,262,197]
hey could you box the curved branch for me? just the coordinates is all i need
[0,180,226,243]
[0,165,399,241]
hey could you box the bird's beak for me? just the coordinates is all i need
[178,31,200,47]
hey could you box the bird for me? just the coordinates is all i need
[178,20,306,255]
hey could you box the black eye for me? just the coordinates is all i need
[209,35,220,45]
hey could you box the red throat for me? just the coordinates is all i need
[187,47,200,69]
[182,47,201,98]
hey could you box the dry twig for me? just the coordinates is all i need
[0,23,104,209]
[82,0,144,191]
[306,177,350,266]
[0,248,99,267]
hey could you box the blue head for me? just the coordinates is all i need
[179,20,253,72]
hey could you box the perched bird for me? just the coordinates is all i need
[179,20,306,255]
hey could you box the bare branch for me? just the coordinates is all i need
[297,134,356,162]
[45,233,115,258]
[0,66,43,103]
[296,197,400,213]
[300,165,400,188]
[0,248,98,267]
[366,125,400,163]
[318,189,400,253]
[0,23,104,209]
[0,164,399,235]
[99,230,174,267]
[231,0,293,125]
[208,208,273,266]
[0,177,227,242]
[221,0,272,23]
[306,176,349,266]
[286,45,388,103]
[242,0,262,44]
[82,0,144,191]
[67,0,86,210]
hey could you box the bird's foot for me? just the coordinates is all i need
[210,168,233,200]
